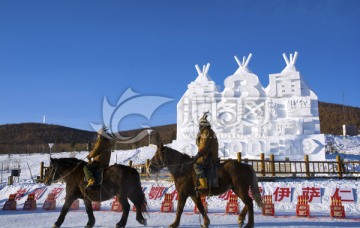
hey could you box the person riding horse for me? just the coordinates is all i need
[83,127,112,189]
[193,112,219,190]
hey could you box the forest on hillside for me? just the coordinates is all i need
[0,101,359,154]
[0,123,176,154]
[318,102,360,135]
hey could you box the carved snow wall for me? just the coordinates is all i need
[173,52,325,161]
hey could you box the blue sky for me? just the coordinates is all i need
[0,0,359,131]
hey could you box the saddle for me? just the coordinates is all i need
[206,161,219,188]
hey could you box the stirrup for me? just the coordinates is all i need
[86,185,96,190]
[85,179,95,189]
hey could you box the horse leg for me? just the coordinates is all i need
[237,191,248,228]
[116,194,130,228]
[238,204,248,227]
[191,195,210,228]
[128,193,147,226]
[83,198,96,228]
[233,189,254,228]
[169,193,188,228]
[243,199,254,228]
[53,197,75,228]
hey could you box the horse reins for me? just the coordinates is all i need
[49,157,87,183]
[149,148,194,177]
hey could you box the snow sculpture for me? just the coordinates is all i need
[174,52,325,160]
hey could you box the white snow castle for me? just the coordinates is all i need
[173,52,325,161]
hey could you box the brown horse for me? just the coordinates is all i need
[44,157,147,228]
[148,144,263,228]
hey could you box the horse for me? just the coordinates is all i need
[148,144,263,228]
[44,157,147,228]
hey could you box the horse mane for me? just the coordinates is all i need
[165,146,192,161]
[162,146,194,177]
[52,157,86,168]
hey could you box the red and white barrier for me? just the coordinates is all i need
[132,203,147,212]
[111,197,123,212]
[23,193,37,210]
[2,194,17,210]
[161,193,174,212]
[262,195,275,216]
[194,196,208,214]
[330,196,345,218]
[70,199,79,210]
[42,193,56,210]
[296,195,310,217]
[92,201,101,211]
[225,193,239,214]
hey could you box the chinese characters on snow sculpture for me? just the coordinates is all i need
[174,52,325,160]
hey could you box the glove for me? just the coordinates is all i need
[192,153,201,164]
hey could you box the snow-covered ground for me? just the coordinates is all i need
[0,135,359,227]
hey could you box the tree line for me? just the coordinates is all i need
[0,123,176,154]
[1,101,359,154]
[318,101,360,135]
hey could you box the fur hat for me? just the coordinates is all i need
[97,126,109,137]
[199,112,211,127]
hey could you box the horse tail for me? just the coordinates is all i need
[129,168,149,217]
[250,166,263,208]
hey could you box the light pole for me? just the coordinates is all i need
[146,129,153,146]
[48,143,54,160]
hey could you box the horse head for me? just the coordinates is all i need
[44,158,61,186]
[148,143,193,177]
[148,143,167,174]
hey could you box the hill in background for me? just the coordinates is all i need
[318,101,360,135]
[1,101,359,154]
[0,123,176,154]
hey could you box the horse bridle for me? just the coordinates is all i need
[149,146,194,173]
[45,164,58,184]
[149,147,169,170]
[46,160,83,184]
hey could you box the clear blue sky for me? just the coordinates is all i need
[1,0,359,131]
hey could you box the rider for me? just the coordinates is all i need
[192,112,219,190]
[83,126,112,189]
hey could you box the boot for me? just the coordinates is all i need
[198,178,208,190]
[85,178,95,189]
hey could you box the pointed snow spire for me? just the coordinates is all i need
[194,63,212,83]
[234,53,253,74]
[281,51,299,73]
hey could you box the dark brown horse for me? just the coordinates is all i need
[148,144,263,228]
[44,157,147,228]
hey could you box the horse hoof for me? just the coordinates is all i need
[137,218,147,226]
[115,222,125,228]
[84,225,93,228]
[238,217,245,227]
[52,225,60,228]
